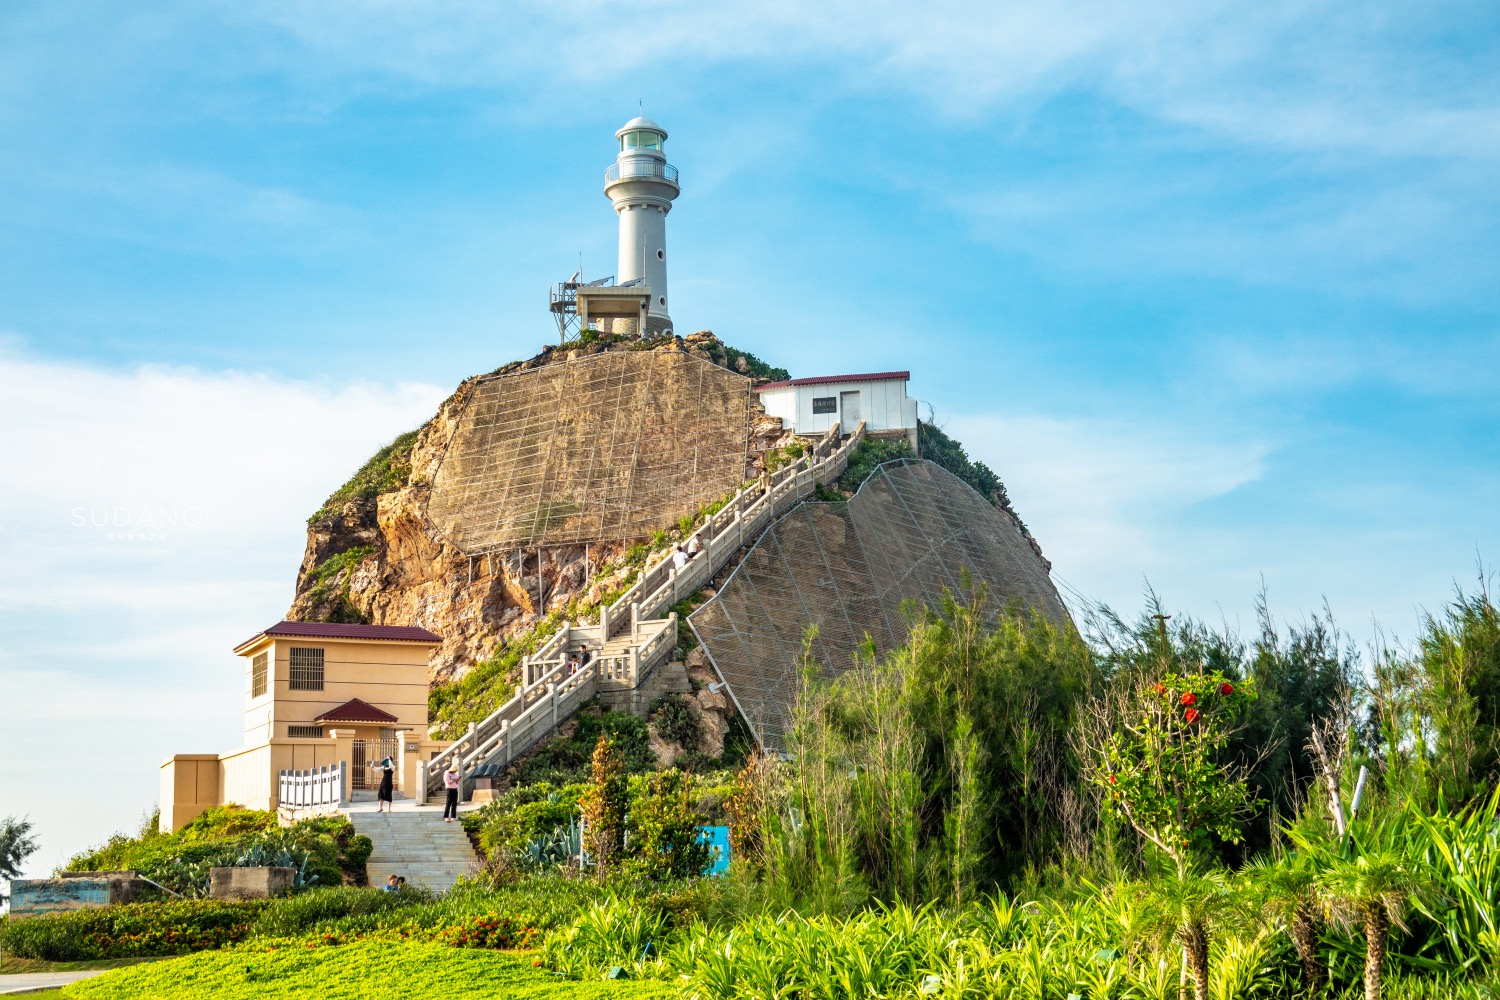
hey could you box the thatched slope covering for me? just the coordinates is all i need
[690,459,1067,749]
[427,347,754,553]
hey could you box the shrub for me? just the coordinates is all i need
[626,769,713,881]
[838,436,914,492]
[510,706,652,786]
[463,783,585,858]
[649,694,699,749]
[0,900,265,960]
[247,885,420,939]
[581,737,629,878]
[64,810,369,896]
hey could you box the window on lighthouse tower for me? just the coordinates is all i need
[622,130,662,151]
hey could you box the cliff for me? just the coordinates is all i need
[288,331,790,684]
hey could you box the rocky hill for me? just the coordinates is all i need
[288,331,792,684]
[287,331,1046,756]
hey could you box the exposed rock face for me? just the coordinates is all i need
[288,333,794,683]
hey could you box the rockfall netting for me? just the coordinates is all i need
[427,349,753,553]
[689,460,1068,750]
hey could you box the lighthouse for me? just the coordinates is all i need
[604,115,680,336]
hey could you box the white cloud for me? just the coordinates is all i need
[235,0,1500,159]
[942,411,1270,609]
[0,342,445,876]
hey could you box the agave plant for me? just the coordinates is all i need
[229,839,319,889]
[515,818,582,871]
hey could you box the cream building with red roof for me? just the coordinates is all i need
[158,621,450,831]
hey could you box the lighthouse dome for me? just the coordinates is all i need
[617,115,667,140]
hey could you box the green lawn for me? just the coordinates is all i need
[0,956,161,975]
[60,941,672,999]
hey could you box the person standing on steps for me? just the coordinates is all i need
[686,534,702,559]
[442,762,461,822]
[672,544,688,570]
[373,755,395,812]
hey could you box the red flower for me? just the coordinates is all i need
[1219,682,1234,695]
[1185,708,1200,723]
[1180,692,1197,706]
[1154,683,1166,694]
[1108,775,1118,785]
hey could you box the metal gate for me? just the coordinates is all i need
[351,738,400,791]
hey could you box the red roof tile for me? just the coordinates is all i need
[313,698,400,724]
[755,371,910,392]
[234,620,441,653]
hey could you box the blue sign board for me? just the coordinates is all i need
[697,825,730,876]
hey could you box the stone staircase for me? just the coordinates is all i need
[422,421,868,802]
[350,810,480,893]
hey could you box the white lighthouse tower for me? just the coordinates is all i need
[604,115,680,336]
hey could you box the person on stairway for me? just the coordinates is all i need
[374,755,396,812]
[672,545,689,570]
[442,763,461,822]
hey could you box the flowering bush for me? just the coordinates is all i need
[1092,670,1260,870]
[0,899,266,960]
[434,913,541,949]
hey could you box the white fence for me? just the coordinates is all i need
[276,762,346,822]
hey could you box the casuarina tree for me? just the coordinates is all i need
[0,816,38,902]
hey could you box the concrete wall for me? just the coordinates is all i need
[209,866,294,900]
[758,380,918,437]
[10,876,147,919]
[219,743,274,813]
[159,754,221,833]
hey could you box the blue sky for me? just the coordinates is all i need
[2,1,1498,875]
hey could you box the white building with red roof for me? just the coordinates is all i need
[756,371,919,448]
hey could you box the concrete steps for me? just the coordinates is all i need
[349,810,480,893]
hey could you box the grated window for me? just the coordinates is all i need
[288,725,324,739]
[288,647,325,691]
[251,652,268,698]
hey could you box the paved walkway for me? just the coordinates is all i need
[0,969,110,993]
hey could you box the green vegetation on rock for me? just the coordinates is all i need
[919,420,1020,521]
[307,429,418,526]
[837,436,915,494]
[302,545,377,623]
[506,704,653,787]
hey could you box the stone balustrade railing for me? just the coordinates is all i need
[421,421,866,800]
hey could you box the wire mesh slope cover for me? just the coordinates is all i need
[428,349,753,552]
[689,459,1068,750]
